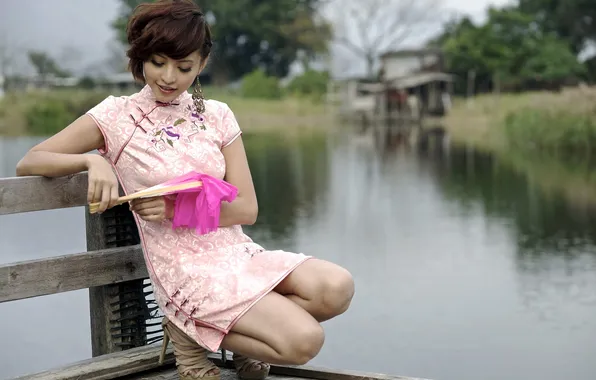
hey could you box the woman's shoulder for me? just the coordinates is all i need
[204,98,234,117]
[203,99,242,146]
[88,92,137,116]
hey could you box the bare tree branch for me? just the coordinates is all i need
[327,0,444,77]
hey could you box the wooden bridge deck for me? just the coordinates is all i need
[1,172,431,380]
[13,345,427,380]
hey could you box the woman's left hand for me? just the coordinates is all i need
[129,196,174,222]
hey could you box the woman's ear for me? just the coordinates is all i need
[199,56,209,72]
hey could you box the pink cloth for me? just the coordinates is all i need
[86,85,311,352]
[162,172,238,235]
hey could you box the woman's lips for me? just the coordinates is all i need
[158,84,176,94]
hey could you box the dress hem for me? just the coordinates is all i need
[203,254,314,352]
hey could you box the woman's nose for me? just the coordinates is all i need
[161,66,176,84]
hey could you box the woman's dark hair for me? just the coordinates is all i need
[126,0,213,82]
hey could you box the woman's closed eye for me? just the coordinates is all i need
[152,60,191,73]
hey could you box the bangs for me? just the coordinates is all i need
[136,16,205,61]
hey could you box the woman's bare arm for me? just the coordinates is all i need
[16,114,106,177]
[16,114,120,213]
[219,136,259,226]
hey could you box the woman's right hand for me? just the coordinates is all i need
[86,154,120,213]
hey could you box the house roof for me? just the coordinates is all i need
[379,47,443,59]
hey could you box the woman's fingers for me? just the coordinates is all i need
[137,207,163,217]
[129,197,166,221]
[130,197,162,209]
[100,183,112,212]
[109,184,120,209]
[87,179,96,204]
[93,180,103,203]
[88,177,120,213]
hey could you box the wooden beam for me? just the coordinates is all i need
[0,172,89,215]
[0,245,147,303]
[11,345,431,380]
[214,354,430,380]
[11,345,175,380]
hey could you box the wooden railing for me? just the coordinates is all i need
[0,172,153,358]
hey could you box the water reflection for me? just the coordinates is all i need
[243,131,330,245]
[421,141,596,332]
[2,129,596,380]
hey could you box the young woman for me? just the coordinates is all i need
[16,1,355,379]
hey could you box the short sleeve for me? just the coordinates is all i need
[86,95,122,162]
[221,104,242,148]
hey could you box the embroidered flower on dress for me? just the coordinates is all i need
[188,105,207,131]
[149,120,183,148]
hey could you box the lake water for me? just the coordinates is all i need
[1,129,596,380]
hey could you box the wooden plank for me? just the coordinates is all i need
[87,206,116,357]
[11,345,174,380]
[210,354,431,380]
[11,345,431,380]
[125,366,252,380]
[125,366,308,380]
[89,285,119,357]
[0,245,147,303]
[86,202,149,356]
[0,172,89,215]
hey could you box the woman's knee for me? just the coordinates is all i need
[321,267,355,316]
[281,322,325,365]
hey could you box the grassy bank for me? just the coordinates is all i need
[0,87,335,137]
[444,86,596,209]
[444,86,596,154]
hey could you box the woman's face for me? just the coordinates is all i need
[143,51,203,103]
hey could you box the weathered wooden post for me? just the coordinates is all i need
[86,198,153,356]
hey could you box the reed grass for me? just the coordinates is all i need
[444,85,596,154]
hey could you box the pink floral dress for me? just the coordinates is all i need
[87,85,312,351]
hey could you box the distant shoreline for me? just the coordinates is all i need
[0,88,335,137]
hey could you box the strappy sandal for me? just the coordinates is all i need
[159,317,221,380]
[233,353,270,380]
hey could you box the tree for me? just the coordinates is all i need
[112,0,332,83]
[28,51,70,78]
[328,0,445,78]
[432,6,585,94]
[279,6,332,71]
[518,0,596,54]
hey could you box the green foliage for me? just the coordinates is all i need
[518,0,596,54]
[503,107,596,153]
[520,35,586,82]
[436,6,584,94]
[286,70,329,101]
[22,91,109,136]
[240,69,283,99]
[27,51,70,78]
[112,0,331,82]
[77,76,96,89]
[25,100,72,136]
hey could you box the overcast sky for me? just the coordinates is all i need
[1,0,513,76]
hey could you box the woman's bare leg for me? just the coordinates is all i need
[224,259,354,367]
[220,291,325,365]
[275,259,355,322]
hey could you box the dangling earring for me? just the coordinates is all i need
[192,77,205,114]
